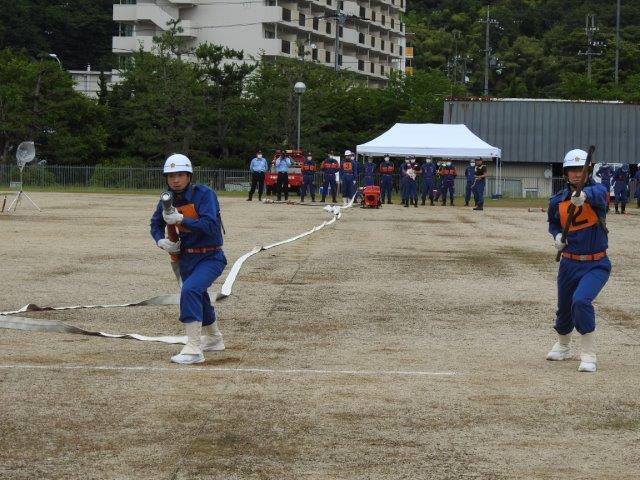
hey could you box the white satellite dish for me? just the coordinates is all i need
[16,141,36,170]
[7,140,40,212]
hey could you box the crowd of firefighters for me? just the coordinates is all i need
[247,149,489,210]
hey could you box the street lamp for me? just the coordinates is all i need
[294,81,306,150]
[48,53,62,69]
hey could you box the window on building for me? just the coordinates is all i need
[381,15,385,26]
[325,22,331,34]
[327,0,332,5]
[370,37,375,47]
[118,23,133,37]
[264,26,275,39]
[358,32,365,43]
[312,48,318,61]
[115,0,136,4]
[401,0,404,8]
[380,65,385,75]
[358,59,364,71]
[391,18,394,29]
[313,18,319,30]
[339,26,343,38]
[266,0,276,5]
[370,62,374,73]
[381,39,385,51]
[390,43,394,53]
[282,8,291,22]
[399,45,403,56]
[400,22,404,32]
[325,51,331,63]
[338,54,342,66]
[359,6,365,19]
[299,13,305,27]
[282,40,291,54]
[371,11,376,22]
[339,1,344,10]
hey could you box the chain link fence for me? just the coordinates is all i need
[0,164,571,198]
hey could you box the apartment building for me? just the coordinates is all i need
[113,0,406,87]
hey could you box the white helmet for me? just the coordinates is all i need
[344,149,352,156]
[563,149,588,169]
[164,153,193,174]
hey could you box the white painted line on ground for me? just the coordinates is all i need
[0,364,458,377]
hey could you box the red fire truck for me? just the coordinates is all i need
[265,149,305,195]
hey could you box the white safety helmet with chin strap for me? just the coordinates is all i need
[562,149,588,169]
[164,153,193,175]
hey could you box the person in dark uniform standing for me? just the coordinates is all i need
[341,150,358,200]
[274,150,292,201]
[300,152,317,202]
[421,157,437,206]
[440,161,457,206]
[321,153,339,203]
[595,161,614,212]
[247,150,267,201]
[612,163,630,214]
[363,157,376,187]
[404,157,419,207]
[464,160,476,207]
[472,158,488,211]
[379,155,394,204]
[150,154,227,365]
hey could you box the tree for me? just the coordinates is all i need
[193,43,256,159]
[0,49,106,164]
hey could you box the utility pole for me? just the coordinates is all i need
[578,14,603,81]
[334,4,346,71]
[615,0,621,85]
[479,7,498,96]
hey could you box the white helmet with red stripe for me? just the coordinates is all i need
[164,153,193,174]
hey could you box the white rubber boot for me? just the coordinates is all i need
[201,322,225,352]
[171,322,205,364]
[546,333,572,361]
[578,332,597,372]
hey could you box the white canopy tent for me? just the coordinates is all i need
[356,123,501,158]
[356,123,503,196]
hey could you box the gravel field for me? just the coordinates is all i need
[1,191,639,480]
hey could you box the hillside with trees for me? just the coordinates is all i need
[406,0,640,99]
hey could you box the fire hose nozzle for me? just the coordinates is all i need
[160,191,175,214]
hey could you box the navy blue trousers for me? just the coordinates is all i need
[555,256,611,335]
[179,250,227,325]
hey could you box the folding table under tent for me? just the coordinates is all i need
[356,123,503,195]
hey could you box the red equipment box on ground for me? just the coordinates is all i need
[361,185,381,208]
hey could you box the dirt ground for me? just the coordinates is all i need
[0,191,639,480]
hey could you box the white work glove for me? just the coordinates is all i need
[571,191,586,207]
[163,210,184,225]
[157,238,181,253]
[554,233,567,252]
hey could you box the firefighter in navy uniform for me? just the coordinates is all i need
[612,164,630,214]
[363,157,376,187]
[150,154,227,365]
[341,150,358,200]
[472,158,488,211]
[420,158,437,206]
[595,161,614,212]
[546,149,610,373]
[440,161,457,206]
[300,153,317,202]
[321,153,340,203]
[379,155,394,204]
[464,160,476,206]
